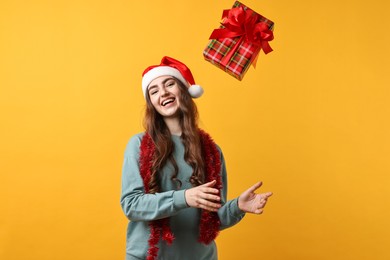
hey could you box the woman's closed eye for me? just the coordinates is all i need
[148,87,158,96]
[166,80,175,88]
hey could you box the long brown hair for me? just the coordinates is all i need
[143,78,205,193]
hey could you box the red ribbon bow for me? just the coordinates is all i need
[209,6,274,66]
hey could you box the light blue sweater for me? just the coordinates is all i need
[120,133,245,260]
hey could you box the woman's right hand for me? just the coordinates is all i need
[184,180,221,212]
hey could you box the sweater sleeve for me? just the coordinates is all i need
[120,134,189,222]
[217,149,246,230]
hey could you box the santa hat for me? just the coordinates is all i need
[142,56,204,98]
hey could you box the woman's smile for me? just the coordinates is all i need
[161,97,176,107]
[148,76,181,118]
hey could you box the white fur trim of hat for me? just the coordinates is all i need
[141,56,204,98]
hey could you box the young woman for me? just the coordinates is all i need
[120,56,273,260]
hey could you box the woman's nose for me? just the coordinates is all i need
[160,87,169,96]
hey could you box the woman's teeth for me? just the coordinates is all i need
[162,98,174,106]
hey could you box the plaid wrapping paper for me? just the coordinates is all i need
[203,1,274,80]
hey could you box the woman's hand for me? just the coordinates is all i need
[185,180,221,212]
[238,182,273,214]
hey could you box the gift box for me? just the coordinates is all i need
[203,1,274,80]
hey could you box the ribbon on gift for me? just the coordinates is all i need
[209,6,274,67]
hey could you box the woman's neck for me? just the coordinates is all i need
[164,117,182,136]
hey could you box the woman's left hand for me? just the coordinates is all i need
[238,182,273,214]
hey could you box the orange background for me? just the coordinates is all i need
[1,0,389,259]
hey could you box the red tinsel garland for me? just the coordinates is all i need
[139,130,222,260]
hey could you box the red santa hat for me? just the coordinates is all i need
[142,56,204,98]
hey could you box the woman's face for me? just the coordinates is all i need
[147,76,182,118]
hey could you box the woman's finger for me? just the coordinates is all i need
[204,194,220,202]
[202,180,217,187]
[200,199,221,211]
[245,181,263,194]
[262,192,273,198]
[200,187,220,194]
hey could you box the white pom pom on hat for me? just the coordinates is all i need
[188,84,204,98]
[142,56,204,98]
